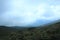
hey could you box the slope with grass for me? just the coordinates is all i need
[0,21,60,40]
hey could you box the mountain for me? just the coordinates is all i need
[0,21,60,40]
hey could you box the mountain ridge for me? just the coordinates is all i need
[0,20,60,40]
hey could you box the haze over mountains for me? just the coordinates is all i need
[0,0,60,40]
[0,20,60,40]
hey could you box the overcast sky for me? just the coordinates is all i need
[0,0,60,27]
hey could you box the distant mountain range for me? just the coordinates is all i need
[0,20,60,40]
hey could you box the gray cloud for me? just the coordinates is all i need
[0,0,60,27]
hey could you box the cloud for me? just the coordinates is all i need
[0,0,60,26]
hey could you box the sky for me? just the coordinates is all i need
[0,0,60,27]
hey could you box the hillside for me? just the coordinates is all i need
[0,21,60,40]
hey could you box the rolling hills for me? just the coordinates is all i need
[0,21,60,40]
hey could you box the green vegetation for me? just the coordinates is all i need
[0,22,60,40]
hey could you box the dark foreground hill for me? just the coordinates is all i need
[0,22,60,40]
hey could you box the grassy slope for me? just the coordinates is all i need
[0,22,60,40]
